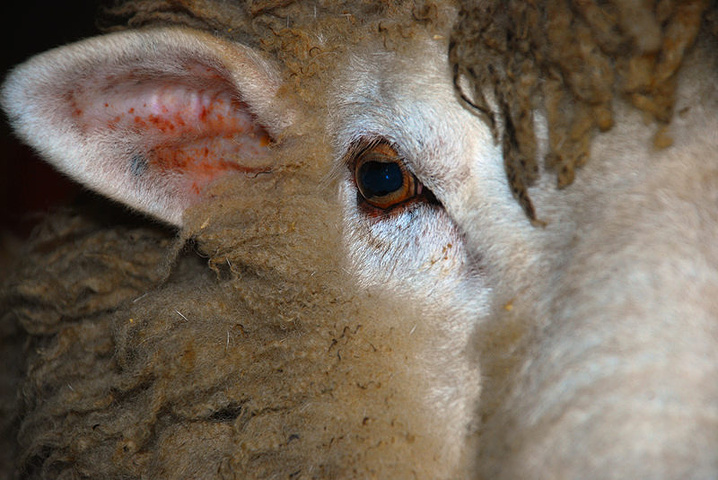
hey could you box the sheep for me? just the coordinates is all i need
[1,0,717,478]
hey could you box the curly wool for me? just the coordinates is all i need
[450,0,715,220]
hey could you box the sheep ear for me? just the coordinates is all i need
[1,28,293,226]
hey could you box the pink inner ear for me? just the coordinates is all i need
[73,70,273,196]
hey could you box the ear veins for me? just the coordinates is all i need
[73,67,274,196]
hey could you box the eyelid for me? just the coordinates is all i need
[346,138,413,178]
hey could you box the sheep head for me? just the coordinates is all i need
[3,1,718,479]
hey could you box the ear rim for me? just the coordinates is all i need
[1,27,294,227]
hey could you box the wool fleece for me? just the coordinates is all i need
[2,136,462,478]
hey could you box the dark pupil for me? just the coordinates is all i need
[358,161,403,198]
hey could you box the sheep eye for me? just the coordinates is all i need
[354,143,421,210]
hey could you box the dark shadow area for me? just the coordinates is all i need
[1,2,104,260]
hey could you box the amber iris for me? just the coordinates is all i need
[354,143,420,210]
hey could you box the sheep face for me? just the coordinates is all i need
[3,1,718,478]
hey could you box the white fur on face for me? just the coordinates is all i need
[328,37,515,470]
[330,39,509,330]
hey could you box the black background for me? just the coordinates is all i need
[1,2,104,244]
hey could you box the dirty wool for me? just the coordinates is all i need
[2,141,459,478]
[450,0,715,219]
